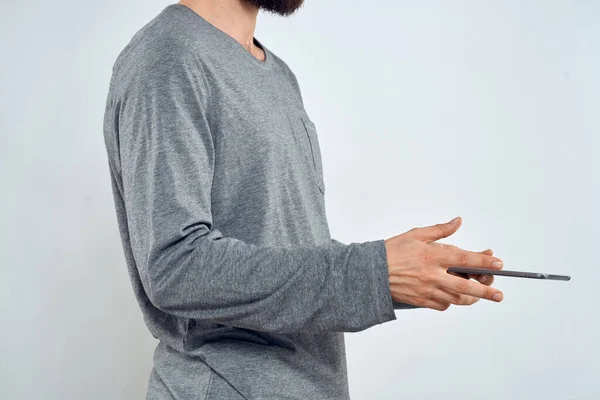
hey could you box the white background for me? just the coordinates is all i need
[1,1,598,399]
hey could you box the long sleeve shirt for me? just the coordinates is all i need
[103,4,416,399]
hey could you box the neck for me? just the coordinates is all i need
[177,0,260,54]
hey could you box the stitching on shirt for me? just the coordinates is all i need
[203,369,214,400]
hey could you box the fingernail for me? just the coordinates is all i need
[493,293,503,301]
[480,275,488,283]
[450,217,460,224]
[492,261,503,269]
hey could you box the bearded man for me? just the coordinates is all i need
[102,1,505,398]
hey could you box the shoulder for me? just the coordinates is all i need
[111,6,204,74]
[116,34,199,81]
[108,33,207,107]
[109,9,211,99]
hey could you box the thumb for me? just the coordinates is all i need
[411,216,462,243]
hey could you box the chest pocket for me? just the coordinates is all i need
[299,117,326,194]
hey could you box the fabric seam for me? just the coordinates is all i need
[203,369,214,400]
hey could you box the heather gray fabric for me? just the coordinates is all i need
[103,4,416,399]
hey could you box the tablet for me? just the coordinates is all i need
[447,266,571,281]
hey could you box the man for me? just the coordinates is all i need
[102,1,505,398]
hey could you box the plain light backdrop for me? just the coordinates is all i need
[1,1,598,399]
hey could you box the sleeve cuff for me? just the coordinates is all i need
[366,239,397,323]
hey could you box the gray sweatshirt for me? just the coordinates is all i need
[103,4,416,399]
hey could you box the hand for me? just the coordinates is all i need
[384,217,504,311]
[440,246,496,303]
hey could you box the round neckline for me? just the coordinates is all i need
[169,3,273,70]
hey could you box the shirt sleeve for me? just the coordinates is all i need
[392,301,421,309]
[110,35,398,334]
[331,238,421,310]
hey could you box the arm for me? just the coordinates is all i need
[331,239,420,310]
[113,36,397,334]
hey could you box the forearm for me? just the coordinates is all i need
[333,239,420,310]
[144,230,397,333]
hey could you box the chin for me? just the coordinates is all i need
[244,0,305,16]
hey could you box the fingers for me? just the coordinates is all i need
[419,295,478,311]
[470,274,494,286]
[408,216,462,243]
[430,246,498,285]
[430,246,503,270]
[435,287,480,306]
[471,249,494,285]
[418,298,452,311]
[448,270,470,280]
[439,273,504,302]
[429,243,494,259]
[447,268,495,286]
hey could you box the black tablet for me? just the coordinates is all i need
[447,266,571,281]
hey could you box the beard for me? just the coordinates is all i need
[242,0,304,16]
